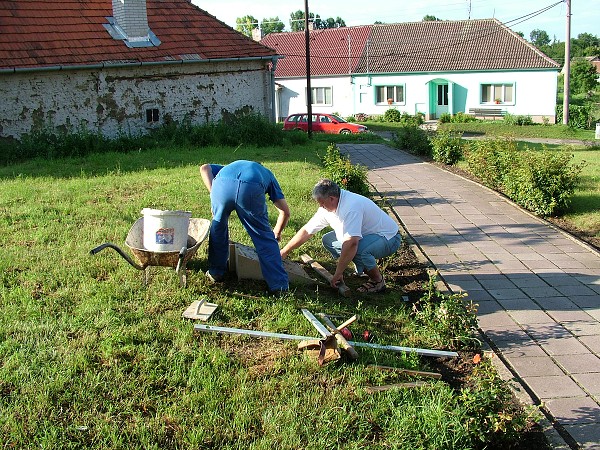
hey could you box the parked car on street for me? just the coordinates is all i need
[283,113,368,134]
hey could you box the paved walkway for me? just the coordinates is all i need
[340,143,600,449]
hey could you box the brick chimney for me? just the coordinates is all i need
[105,0,160,47]
[112,0,149,41]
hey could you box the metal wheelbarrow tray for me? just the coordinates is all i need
[91,217,210,287]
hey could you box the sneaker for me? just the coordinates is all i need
[205,270,224,283]
[357,277,386,293]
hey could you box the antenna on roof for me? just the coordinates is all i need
[467,0,472,20]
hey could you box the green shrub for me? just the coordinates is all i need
[504,113,534,126]
[459,358,543,446]
[430,130,464,165]
[383,108,402,122]
[393,125,432,157]
[502,147,584,216]
[320,143,370,196]
[556,103,597,129]
[438,113,452,124]
[465,139,585,216]
[412,275,479,349]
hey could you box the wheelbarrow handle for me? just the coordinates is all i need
[90,242,145,271]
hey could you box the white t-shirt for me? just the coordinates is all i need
[304,189,399,242]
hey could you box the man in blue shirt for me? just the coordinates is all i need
[200,160,290,293]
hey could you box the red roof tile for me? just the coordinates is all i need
[0,0,277,71]
[261,26,372,77]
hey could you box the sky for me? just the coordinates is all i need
[195,0,598,42]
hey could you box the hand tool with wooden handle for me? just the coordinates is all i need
[300,254,351,297]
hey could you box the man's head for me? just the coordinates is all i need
[312,179,340,212]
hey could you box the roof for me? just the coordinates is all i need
[0,0,277,71]
[260,26,371,77]
[261,19,559,78]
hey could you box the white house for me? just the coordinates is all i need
[261,19,560,123]
[0,0,280,140]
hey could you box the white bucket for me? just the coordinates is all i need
[141,208,192,252]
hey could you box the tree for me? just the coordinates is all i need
[235,15,258,38]
[570,59,599,95]
[261,17,285,35]
[289,10,345,31]
[422,15,441,21]
[530,29,550,47]
[571,32,600,57]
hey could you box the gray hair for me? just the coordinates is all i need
[312,179,340,200]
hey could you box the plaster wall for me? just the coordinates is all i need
[0,60,272,139]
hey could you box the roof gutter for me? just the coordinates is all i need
[0,55,283,74]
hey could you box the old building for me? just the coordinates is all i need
[0,0,280,139]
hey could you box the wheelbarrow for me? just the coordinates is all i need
[90,217,210,287]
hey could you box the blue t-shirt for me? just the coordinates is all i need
[210,160,284,202]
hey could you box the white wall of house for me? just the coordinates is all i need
[275,75,354,121]
[276,69,559,123]
[0,60,273,139]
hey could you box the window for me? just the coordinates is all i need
[310,87,332,105]
[481,83,514,104]
[146,108,159,123]
[376,85,404,104]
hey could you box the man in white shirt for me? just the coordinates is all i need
[280,179,401,293]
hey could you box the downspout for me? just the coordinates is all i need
[269,57,279,122]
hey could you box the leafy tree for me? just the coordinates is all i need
[571,32,600,57]
[289,10,345,31]
[530,29,550,47]
[423,15,441,21]
[316,16,346,29]
[570,59,599,95]
[235,15,258,37]
[261,17,285,35]
[515,31,524,38]
[290,10,311,32]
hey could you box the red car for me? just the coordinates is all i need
[283,113,368,134]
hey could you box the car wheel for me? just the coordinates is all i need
[339,129,351,134]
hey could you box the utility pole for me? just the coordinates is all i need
[304,0,313,138]
[562,0,571,125]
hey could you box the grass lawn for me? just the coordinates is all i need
[0,141,541,449]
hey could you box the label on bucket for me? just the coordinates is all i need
[155,227,175,245]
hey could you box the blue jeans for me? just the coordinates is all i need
[208,178,289,291]
[322,231,401,274]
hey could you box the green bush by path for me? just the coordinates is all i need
[320,143,370,197]
[465,139,585,216]
[430,130,464,165]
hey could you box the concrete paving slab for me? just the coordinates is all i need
[579,336,600,356]
[563,423,600,450]
[555,354,600,375]
[525,375,587,399]
[572,373,600,395]
[544,396,600,424]
[538,337,593,356]
[506,356,564,377]
[560,320,600,337]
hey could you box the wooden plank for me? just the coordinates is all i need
[368,364,442,379]
[300,254,351,297]
[320,314,359,360]
[365,381,427,393]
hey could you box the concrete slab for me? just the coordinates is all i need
[563,423,600,450]
[506,356,564,377]
[572,373,600,395]
[544,396,600,424]
[554,354,600,374]
[524,375,586,399]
